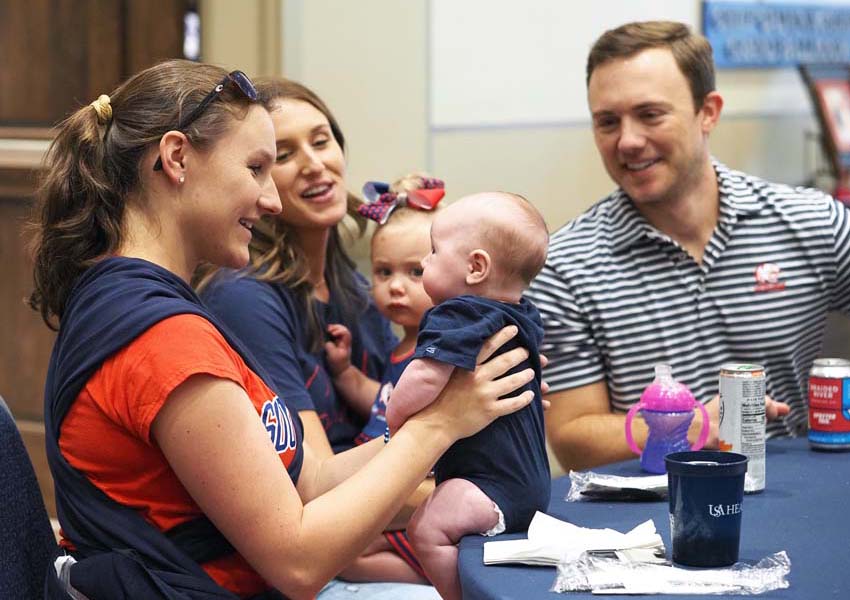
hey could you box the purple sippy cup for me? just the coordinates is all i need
[625,364,710,474]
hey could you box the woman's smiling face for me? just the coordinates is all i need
[268,98,348,231]
[181,105,279,271]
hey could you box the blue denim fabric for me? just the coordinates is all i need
[317,579,439,600]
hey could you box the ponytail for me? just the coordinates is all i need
[29,99,125,329]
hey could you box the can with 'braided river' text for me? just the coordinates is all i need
[808,358,850,451]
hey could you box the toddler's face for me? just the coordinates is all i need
[371,219,434,329]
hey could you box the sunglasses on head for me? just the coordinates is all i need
[153,70,258,171]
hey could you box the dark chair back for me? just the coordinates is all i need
[0,395,57,599]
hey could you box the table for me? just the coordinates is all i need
[458,438,850,599]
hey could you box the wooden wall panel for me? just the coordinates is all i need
[0,166,56,517]
[0,0,123,128]
[1,0,192,518]
[0,178,55,422]
[125,0,188,74]
[0,0,190,132]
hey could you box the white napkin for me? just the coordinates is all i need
[482,512,666,567]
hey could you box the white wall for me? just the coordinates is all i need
[0,0,828,230]
[278,0,823,235]
[201,0,282,76]
[282,0,429,203]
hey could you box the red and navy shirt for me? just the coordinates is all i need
[60,314,300,596]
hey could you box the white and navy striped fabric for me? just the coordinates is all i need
[527,161,850,438]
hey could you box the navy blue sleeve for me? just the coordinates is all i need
[412,298,504,371]
[202,274,315,411]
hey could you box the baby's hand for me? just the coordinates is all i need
[324,324,353,377]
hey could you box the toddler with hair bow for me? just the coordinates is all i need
[324,172,445,583]
[325,173,445,443]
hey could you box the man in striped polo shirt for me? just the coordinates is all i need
[527,20,850,472]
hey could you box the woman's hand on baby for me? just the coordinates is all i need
[417,325,535,442]
[324,324,353,377]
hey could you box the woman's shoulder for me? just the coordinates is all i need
[94,314,248,412]
[203,269,267,296]
[203,269,297,312]
[125,313,241,370]
[203,270,308,351]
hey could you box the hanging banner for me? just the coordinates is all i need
[703,1,850,68]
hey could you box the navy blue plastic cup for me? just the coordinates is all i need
[665,450,748,567]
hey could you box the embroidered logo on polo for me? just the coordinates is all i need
[753,262,786,292]
[261,396,298,454]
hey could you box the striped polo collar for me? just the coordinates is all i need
[714,159,764,216]
[606,189,653,252]
[608,158,763,253]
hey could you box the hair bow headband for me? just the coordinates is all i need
[358,178,445,225]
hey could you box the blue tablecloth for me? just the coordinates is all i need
[458,438,850,599]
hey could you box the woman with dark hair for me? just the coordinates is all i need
[32,59,534,599]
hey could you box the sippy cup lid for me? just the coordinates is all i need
[639,364,696,411]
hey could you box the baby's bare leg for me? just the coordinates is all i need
[408,478,500,600]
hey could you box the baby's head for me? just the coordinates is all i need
[422,192,548,305]
[368,173,443,330]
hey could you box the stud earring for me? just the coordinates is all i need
[178,175,185,184]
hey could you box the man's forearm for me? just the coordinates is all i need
[548,411,648,471]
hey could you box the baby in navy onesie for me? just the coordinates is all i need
[386,191,551,600]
